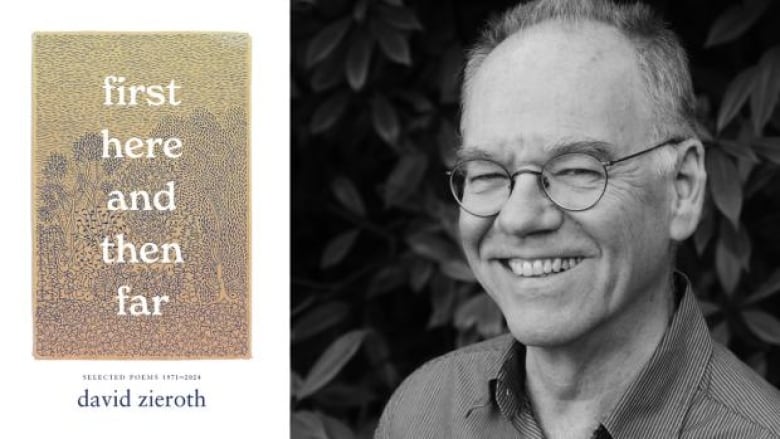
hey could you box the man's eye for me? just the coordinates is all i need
[555,168,601,178]
[550,167,604,188]
[469,172,506,182]
[466,173,508,191]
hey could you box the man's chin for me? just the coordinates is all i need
[505,314,592,348]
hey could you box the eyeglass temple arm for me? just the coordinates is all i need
[603,137,687,166]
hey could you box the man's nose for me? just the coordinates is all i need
[494,172,563,236]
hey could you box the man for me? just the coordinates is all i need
[376,0,780,438]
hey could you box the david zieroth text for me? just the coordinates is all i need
[78,388,206,408]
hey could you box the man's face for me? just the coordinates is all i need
[460,21,675,347]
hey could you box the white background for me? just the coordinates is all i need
[0,1,288,437]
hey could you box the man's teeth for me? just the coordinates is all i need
[507,257,583,277]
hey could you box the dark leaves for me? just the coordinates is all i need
[752,137,780,164]
[292,411,328,439]
[384,152,428,206]
[744,269,780,305]
[715,221,743,295]
[454,294,504,338]
[346,30,374,90]
[693,206,714,255]
[321,229,360,268]
[717,67,757,132]
[311,92,350,134]
[405,231,458,263]
[298,330,368,400]
[331,176,366,217]
[440,259,476,282]
[306,18,352,68]
[377,4,423,31]
[705,0,770,48]
[742,311,780,345]
[374,23,411,65]
[751,47,780,134]
[292,301,351,343]
[706,147,742,227]
[371,94,400,144]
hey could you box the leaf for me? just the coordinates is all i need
[437,118,460,169]
[306,17,352,68]
[745,162,776,197]
[698,299,721,317]
[752,137,780,164]
[736,224,751,271]
[704,0,770,48]
[310,54,345,92]
[311,92,350,134]
[710,321,730,346]
[746,353,768,377]
[314,384,375,409]
[331,176,366,217]
[378,4,423,31]
[292,411,328,439]
[440,259,476,282]
[371,94,400,144]
[374,24,411,65]
[715,223,742,295]
[428,274,456,328]
[405,231,457,263]
[321,229,360,268]
[321,413,356,439]
[362,331,399,387]
[396,91,433,112]
[751,47,780,135]
[298,329,368,399]
[384,153,428,206]
[292,301,350,342]
[292,372,303,399]
[439,45,464,103]
[693,206,713,255]
[742,310,780,345]
[706,147,742,227]
[345,31,374,90]
[718,139,758,163]
[744,268,780,305]
[716,67,757,132]
[409,259,433,292]
[352,0,369,22]
[367,265,406,297]
[454,294,504,338]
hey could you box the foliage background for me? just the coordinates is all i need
[291,0,780,437]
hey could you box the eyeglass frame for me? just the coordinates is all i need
[446,137,686,217]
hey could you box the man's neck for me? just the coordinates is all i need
[524,279,675,439]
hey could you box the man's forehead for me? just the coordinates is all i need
[464,19,644,107]
[487,19,637,71]
[461,19,654,153]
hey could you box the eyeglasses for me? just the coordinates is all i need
[447,138,684,217]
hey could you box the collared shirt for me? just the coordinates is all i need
[375,274,780,438]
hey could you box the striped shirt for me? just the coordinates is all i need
[376,274,780,438]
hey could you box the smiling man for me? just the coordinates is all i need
[375,1,780,438]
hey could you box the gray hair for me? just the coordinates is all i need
[462,0,698,175]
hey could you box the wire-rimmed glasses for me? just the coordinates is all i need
[448,138,684,217]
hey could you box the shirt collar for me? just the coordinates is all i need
[472,272,712,439]
[601,272,712,438]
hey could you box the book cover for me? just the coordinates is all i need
[32,32,251,359]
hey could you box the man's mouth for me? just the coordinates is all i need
[505,257,584,277]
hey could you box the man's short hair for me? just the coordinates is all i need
[462,0,698,174]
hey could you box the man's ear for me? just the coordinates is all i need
[669,139,707,242]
